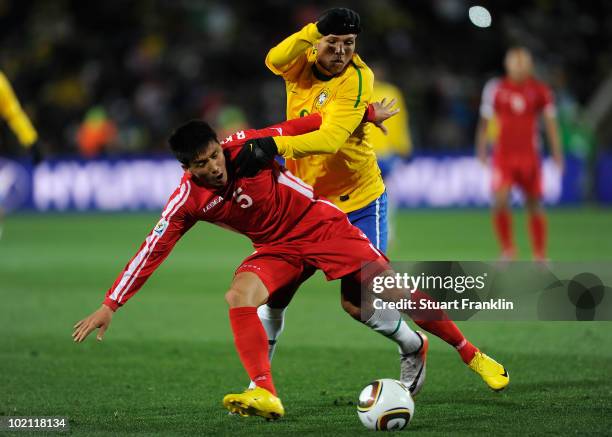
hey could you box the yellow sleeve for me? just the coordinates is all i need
[265,23,321,80]
[0,72,38,147]
[274,64,373,159]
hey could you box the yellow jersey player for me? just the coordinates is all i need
[0,70,40,239]
[370,65,412,247]
[370,80,411,170]
[0,71,39,155]
[234,8,508,395]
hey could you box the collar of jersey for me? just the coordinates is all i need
[311,63,334,82]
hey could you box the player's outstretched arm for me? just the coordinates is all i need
[0,71,38,148]
[72,304,113,343]
[543,112,564,172]
[264,100,397,138]
[234,100,397,177]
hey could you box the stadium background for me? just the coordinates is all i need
[1,1,611,435]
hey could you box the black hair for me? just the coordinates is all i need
[168,120,219,166]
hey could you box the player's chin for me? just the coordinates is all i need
[212,175,227,187]
[330,61,348,74]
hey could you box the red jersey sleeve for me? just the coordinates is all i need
[103,181,195,310]
[221,104,377,149]
[259,113,323,137]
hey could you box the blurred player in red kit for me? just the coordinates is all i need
[73,102,508,421]
[475,47,564,261]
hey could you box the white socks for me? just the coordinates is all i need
[365,308,422,354]
[257,304,286,361]
[255,304,420,361]
[249,304,286,389]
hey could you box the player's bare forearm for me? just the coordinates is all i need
[544,113,564,171]
[475,117,490,164]
[72,304,113,343]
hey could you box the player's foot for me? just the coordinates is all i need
[468,351,509,391]
[223,387,285,420]
[399,331,428,396]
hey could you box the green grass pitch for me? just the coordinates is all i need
[1,209,611,435]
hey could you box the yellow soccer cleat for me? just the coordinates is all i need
[223,387,285,420]
[468,351,509,391]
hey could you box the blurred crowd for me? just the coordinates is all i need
[1,0,611,158]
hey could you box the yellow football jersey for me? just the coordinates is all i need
[266,23,384,213]
[370,80,411,158]
[0,70,37,147]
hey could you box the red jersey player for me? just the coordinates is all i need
[476,47,564,261]
[73,107,509,420]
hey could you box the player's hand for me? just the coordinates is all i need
[554,153,565,174]
[316,8,361,35]
[72,304,113,343]
[371,98,399,136]
[234,137,278,178]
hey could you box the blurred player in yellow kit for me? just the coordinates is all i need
[233,9,508,402]
[370,64,412,247]
[0,70,40,238]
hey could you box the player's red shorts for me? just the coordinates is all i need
[235,199,388,296]
[492,154,542,198]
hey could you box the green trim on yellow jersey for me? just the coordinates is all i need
[351,61,363,108]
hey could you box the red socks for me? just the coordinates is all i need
[529,212,547,260]
[229,307,276,395]
[409,290,478,364]
[493,209,514,255]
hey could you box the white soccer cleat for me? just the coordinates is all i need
[399,331,429,396]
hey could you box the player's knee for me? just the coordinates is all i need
[340,297,362,320]
[525,197,542,213]
[225,288,253,308]
[493,197,509,211]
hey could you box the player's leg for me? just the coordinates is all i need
[236,250,310,391]
[251,266,315,375]
[352,267,509,391]
[344,193,429,390]
[340,274,428,395]
[224,255,304,419]
[521,162,547,261]
[305,202,509,391]
[491,163,515,259]
[225,272,275,394]
[526,195,546,260]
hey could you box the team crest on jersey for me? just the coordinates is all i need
[315,88,331,109]
[510,93,526,114]
[153,218,169,236]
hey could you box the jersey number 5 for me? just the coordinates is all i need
[233,188,253,209]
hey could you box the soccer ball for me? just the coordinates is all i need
[357,379,415,431]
